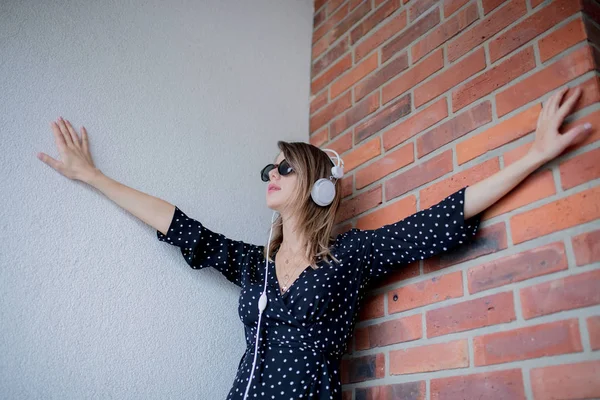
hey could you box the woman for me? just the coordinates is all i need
[37,87,591,399]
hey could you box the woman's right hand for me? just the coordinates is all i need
[37,116,100,182]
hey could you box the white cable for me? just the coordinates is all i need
[242,210,278,400]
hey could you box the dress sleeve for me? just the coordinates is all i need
[156,206,261,288]
[361,185,481,283]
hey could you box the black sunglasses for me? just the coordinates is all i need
[261,159,295,182]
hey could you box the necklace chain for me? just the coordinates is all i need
[276,244,307,294]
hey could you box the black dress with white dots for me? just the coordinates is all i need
[157,185,481,399]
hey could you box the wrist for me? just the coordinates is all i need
[81,168,104,186]
[523,150,548,171]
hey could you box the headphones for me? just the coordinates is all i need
[310,148,345,206]
[242,148,344,400]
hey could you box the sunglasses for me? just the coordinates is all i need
[260,159,295,182]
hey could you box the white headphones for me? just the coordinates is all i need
[310,148,345,207]
[242,148,344,400]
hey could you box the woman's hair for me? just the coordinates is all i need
[263,140,342,269]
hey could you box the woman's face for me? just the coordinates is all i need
[265,152,298,213]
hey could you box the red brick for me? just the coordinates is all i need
[355,11,407,62]
[588,315,600,350]
[310,90,329,115]
[415,47,486,108]
[327,131,353,155]
[489,0,583,63]
[355,313,422,350]
[447,0,527,63]
[530,360,600,400]
[356,381,426,400]
[409,0,439,22]
[355,53,409,102]
[341,173,353,198]
[496,45,596,117]
[355,142,414,190]
[354,94,411,143]
[423,221,508,274]
[419,158,500,209]
[520,269,600,319]
[559,147,600,190]
[442,0,470,17]
[329,1,373,45]
[382,48,444,104]
[382,8,440,63]
[385,149,453,201]
[330,92,380,138]
[473,319,583,366]
[390,339,469,374]
[311,54,352,95]
[311,36,349,78]
[539,17,587,63]
[482,169,556,220]
[350,0,401,44]
[331,53,379,99]
[412,2,478,63]
[388,271,464,314]
[310,126,329,147]
[327,0,345,16]
[312,35,329,60]
[315,0,326,12]
[310,90,352,133]
[356,194,416,229]
[426,292,516,337]
[383,97,448,151]
[358,293,385,321]
[452,46,536,112]
[418,101,492,158]
[431,369,526,400]
[336,183,382,223]
[343,136,381,172]
[510,185,600,244]
[467,241,568,294]
[481,0,506,15]
[313,3,349,44]
[572,229,600,266]
[340,353,385,384]
[313,6,325,29]
[457,104,541,165]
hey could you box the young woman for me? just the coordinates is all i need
[37,87,591,399]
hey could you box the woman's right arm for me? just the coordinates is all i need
[37,116,175,235]
[84,171,175,236]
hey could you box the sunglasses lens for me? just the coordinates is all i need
[278,160,294,176]
[261,164,275,182]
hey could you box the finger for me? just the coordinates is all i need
[64,119,81,147]
[81,126,90,154]
[560,122,593,149]
[50,121,67,153]
[56,117,74,147]
[556,87,582,122]
[546,87,568,115]
[37,151,63,172]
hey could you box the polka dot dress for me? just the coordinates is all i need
[157,186,481,399]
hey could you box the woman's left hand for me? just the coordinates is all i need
[527,87,594,165]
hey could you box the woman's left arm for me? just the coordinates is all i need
[464,87,594,220]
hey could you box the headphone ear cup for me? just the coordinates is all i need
[311,178,336,206]
[331,165,344,179]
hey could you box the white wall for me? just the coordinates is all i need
[0,0,313,398]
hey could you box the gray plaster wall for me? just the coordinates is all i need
[0,0,313,398]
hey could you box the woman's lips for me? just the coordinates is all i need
[268,187,280,193]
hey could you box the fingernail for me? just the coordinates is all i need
[584,123,592,129]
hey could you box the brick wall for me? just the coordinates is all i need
[309,0,600,398]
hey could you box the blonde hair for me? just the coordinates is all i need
[263,141,342,269]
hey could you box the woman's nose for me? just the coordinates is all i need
[269,168,279,181]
